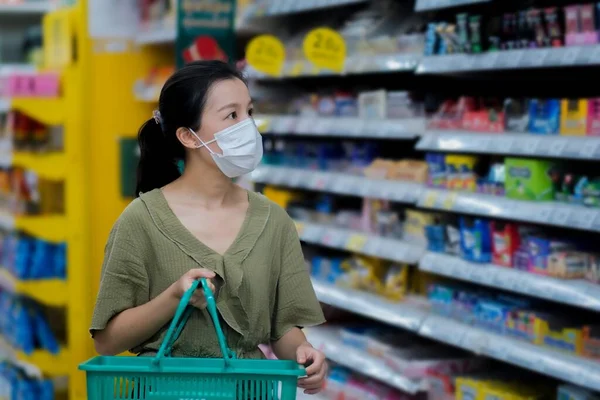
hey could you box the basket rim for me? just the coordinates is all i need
[79,356,306,377]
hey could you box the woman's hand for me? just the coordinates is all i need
[173,268,216,309]
[296,343,328,395]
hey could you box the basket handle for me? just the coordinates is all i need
[153,278,236,365]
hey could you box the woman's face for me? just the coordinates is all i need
[194,78,253,155]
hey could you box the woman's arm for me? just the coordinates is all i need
[93,284,179,355]
[272,328,328,395]
[270,327,309,361]
[93,269,215,356]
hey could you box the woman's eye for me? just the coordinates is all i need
[248,108,254,117]
[227,111,238,120]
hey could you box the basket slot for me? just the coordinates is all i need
[87,373,296,400]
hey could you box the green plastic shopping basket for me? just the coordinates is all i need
[79,278,305,400]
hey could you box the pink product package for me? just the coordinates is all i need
[565,4,599,45]
[587,99,600,135]
[6,73,60,97]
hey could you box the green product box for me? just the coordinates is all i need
[505,158,556,201]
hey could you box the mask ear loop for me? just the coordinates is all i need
[188,128,217,154]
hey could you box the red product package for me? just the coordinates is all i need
[491,221,520,267]
[182,36,228,63]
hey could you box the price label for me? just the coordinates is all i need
[347,119,366,136]
[545,48,567,66]
[246,35,286,77]
[567,208,596,229]
[303,27,347,73]
[492,136,515,154]
[422,191,439,208]
[322,229,347,247]
[304,225,325,243]
[587,45,600,64]
[479,52,499,70]
[346,234,368,252]
[561,46,581,65]
[550,205,571,226]
[579,140,599,159]
[288,170,303,187]
[312,173,329,190]
[442,192,457,210]
[295,221,305,236]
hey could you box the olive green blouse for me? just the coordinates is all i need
[90,189,325,359]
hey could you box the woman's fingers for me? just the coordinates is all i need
[187,268,216,279]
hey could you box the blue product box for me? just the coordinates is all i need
[528,99,560,135]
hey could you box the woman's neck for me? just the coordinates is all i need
[167,162,240,209]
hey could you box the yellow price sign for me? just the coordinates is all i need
[442,193,457,210]
[346,234,368,252]
[422,191,439,208]
[302,27,346,73]
[246,34,286,77]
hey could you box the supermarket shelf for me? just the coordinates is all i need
[246,53,422,79]
[296,221,425,264]
[251,0,367,16]
[420,315,600,391]
[417,131,600,160]
[257,114,424,139]
[419,252,600,312]
[0,2,51,14]
[17,348,70,377]
[251,166,424,204]
[11,152,67,180]
[11,97,65,126]
[306,326,426,394]
[135,24,176,45]
[15,215,67,243]
[417,188,600,232]
[312,281,600,391]
[415,0,490,11]
[418,46,600,74]
[343,54,423,75]
[311,280,428,332]
[0,269,68,307]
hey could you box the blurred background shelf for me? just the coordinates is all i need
[11,97,65,126]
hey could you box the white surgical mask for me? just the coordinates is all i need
[189,117,263,178]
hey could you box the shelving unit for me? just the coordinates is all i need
[257,114,425,139]
[0,3,94,400]
[246,0,600,396]
[252,166,423,203]
[311,280,600,391]
[417,131,600,160]
[306,326,427,394]
[0,2,52,14]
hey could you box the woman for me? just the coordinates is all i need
[90,60,327,395]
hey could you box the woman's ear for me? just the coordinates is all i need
[176,127,200,149]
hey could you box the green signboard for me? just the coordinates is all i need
[176,0,237,68]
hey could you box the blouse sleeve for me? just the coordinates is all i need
[271,217,326,341]
[89,218,149,335]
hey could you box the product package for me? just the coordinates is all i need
[505,158,556,201]
[560,99,588,136]
[528,99,561,134]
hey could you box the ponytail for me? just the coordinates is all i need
[135,60,246,196]
[135,119,181,196]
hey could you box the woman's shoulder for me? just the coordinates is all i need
[248,190,291,221]
[111,192,156,234]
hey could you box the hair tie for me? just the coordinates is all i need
[152,110,163,126]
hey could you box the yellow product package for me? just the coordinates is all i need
[337,256,385,293]
[381,264,410,301]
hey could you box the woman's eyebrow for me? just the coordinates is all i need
[217,102,239,112]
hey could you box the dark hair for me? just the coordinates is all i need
[135,60,246,196]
